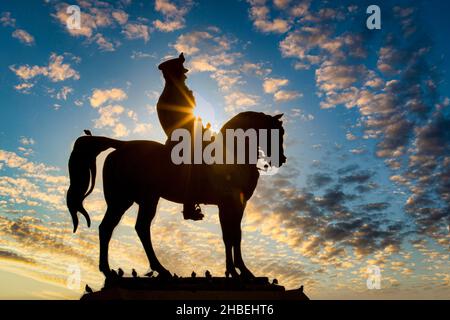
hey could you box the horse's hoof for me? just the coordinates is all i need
[240,271,256,281]
[157,270,172,279]
[227,269,240,279]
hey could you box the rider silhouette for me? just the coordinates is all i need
[156,53,204,221]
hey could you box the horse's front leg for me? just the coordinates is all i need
[135,197,172,278]
[99,201,131,277]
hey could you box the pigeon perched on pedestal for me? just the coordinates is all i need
[84,129,92,136]
[145,271,154,278]
[272,278,278,285]
[85,284,93,294]
[118,268,124,277]
[191,271,196,278]
[205,270,212,279]
[132,268,138,278]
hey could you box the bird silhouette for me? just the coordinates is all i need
[132,268,138,278]
[85,284,93,294]
[110,269,118,277]
[191,271,196,278]
[272,278,278,285]
[205,270,212,279]
[118,268,124,277]
[299,285,304,293]
[84,129,92,136]
[145,271,154,278]
[173,273,179,279]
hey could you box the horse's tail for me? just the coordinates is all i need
[67,134,125,233]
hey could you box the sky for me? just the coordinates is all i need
[0,0,449,300]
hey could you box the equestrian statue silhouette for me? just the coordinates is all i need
[66,53,287,280]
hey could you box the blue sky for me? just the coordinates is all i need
[0,0,449,299]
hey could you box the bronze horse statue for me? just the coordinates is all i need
[66,55,287,280]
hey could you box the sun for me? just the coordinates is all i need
[193,93,220,132]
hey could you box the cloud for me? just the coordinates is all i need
[89,88,127,108]
[130,51,155,59]
[290,108,314,121]
[0,12,16,27]
[122,23,150,42]
[277,2,449,246]
[1,12,35,46]
[52,2,141,49]
[153,19,184,32]
[10,65,48,81]
[316,64,366,91]
[189,56,217,72]
[153,0,192,32]
[224,92,259,113]
[0,249,34,264]
[274,0,291,9]
[210,69,241,91]
[242,62,272,77]
[172,29,256,109]
[262,77,301,102]
[273,90,302,102]
[19,137,35,146]
[14,83,34,94]
[0,149,66,211]
[46,54,80,82]
[88,88,136,138]
[263,77,289,94]
[92,33,116,51]
[112,123,129,138]
[358,203,390,212]
[12,29,35,45]
[133,123,153,135]
[55,86,73,100]
[173,31,214,55]
[93,105,129,138]
[10,53,80,83]
[112,10,128,25]
[247,0,290,34]
[306,172,333,189]
[279,26,364,69]
[53,3,108,38]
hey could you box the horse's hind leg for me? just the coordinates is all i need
[99,200,132,277]
[219,203,240,278]
[135,197,171,278]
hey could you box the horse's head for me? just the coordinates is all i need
[158,52,189,82]
[262,113,287,167]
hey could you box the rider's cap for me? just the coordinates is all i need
[158,53,189,74]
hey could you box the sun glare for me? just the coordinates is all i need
[194,93,220,132]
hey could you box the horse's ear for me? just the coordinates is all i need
[179,52,185,62]
[273,113,284,120]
